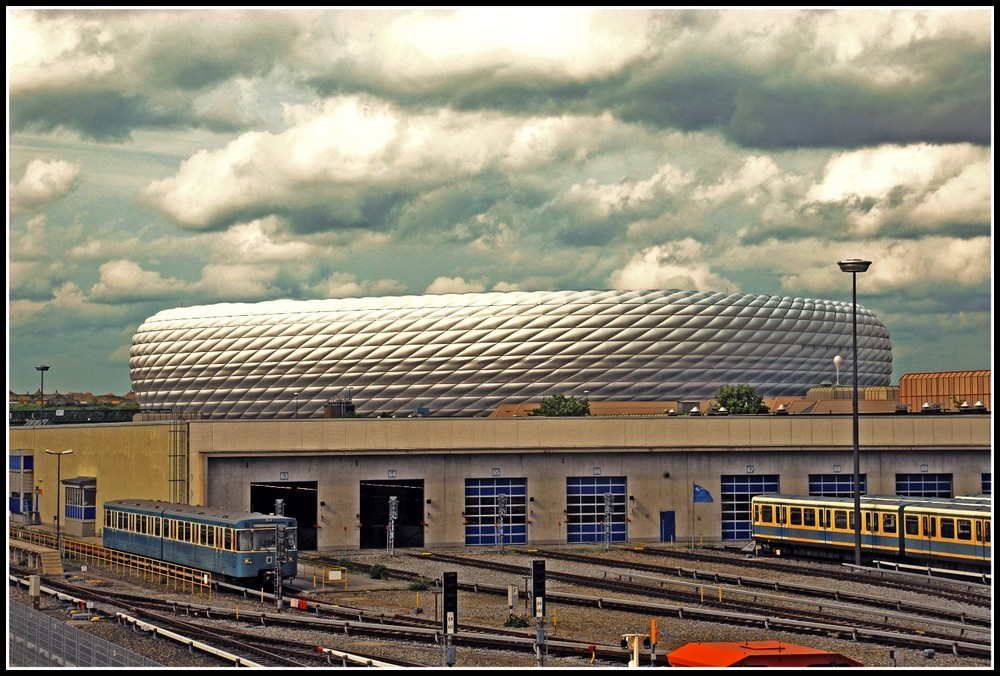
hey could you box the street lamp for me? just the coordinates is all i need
[293,392,299,418]
[45,449,74,560]
[36,364,50,424]
[837,258,871,567]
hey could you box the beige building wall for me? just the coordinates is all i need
[11,415,991,551]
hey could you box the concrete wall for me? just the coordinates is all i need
[11,414,991,552]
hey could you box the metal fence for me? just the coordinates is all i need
[8,601,162,668]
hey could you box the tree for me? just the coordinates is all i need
[714,384,769,415]
[528,394,590,417]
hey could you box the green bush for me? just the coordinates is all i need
[408,577,431,591]
[369,563,390,580]
[504,614,531,628]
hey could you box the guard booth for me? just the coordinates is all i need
[63,476,98,537]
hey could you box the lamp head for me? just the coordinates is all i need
[838,259,872,273]
[36,364,50,372]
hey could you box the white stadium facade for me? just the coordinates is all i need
[129,289,893,418]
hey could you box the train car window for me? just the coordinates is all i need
[254,528,277,551]
[761,505,772,523]
[882,513,897,533]
[865,512,879,533]
[237,529,252,551]
[834,510,847,529]
[905,515,918,535]
[803,508,816,527]
[284,527,297,551]
[199,524,208,546]
[956,519,971,541]
[154,516,161,537]
[224,528,233,550]
[820,509,829,528]
[183,521,192,543]
[940,518,955,539]
[985,521,991,543]
[790,507,802,526]
[779,506,786,525]
[849,511,856,531]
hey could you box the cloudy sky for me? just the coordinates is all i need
[7,8,993,397]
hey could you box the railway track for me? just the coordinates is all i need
[627,544,992,606]
[9,567,625,666]
[308,549,991,659]
[525,547,993,615]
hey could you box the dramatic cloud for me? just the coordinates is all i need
[7,8,992,395]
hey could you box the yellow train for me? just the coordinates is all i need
[751,494,991,573]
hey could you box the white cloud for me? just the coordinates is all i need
[89,260,183,301]
[213,218,313,262]
[425,276,487,294]
[608,240,740,292]
[368,8,650,79]
[195,263,278,299]
[776,235,992,294]
[309,272,406,299]
[803,144,991,235]
[10,158,81,216]
[6,10,116,92]
[143,95,625,230]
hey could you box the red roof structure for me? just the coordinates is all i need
[667,640,863,668]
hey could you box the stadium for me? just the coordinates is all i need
[129,288,893,418]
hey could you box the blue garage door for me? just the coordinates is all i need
[721,474,779,540]
[566,476,627,544]
[464,478,528,546]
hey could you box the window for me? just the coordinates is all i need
[956,519,971,541]
[834,510,848,529]
[896,473,953,498]
[808,473,867,497]
[790,507,802,526]
[882,513,897,534]
[761,505,773,523]
[237,529,253,551]
[803,508,816,527]
[940,518,955,539]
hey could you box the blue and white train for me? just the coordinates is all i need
[103,499,298,586]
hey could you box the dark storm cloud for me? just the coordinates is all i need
[9,88,173,142]
[135,12,302,91]
[612,46,991,150]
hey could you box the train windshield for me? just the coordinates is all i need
[236,525,298,551]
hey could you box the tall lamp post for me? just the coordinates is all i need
[45,449,74,560]
[837,258,871,567]
[36,364,50,424]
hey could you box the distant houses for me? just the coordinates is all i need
[9,390,136,407]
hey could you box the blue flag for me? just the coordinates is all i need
[693,484,714,503]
